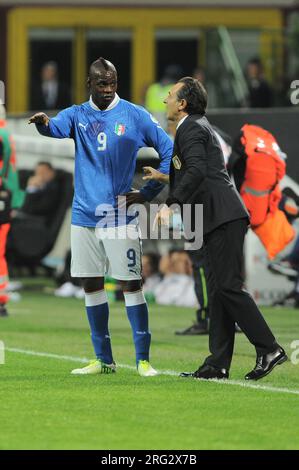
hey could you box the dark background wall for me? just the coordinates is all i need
[208,108,299,182]
[0,7,8,96]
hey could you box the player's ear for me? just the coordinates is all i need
[86,77,91,89]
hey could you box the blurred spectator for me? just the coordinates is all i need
[31,61,70,110]
[144,64,183,128]
[279,187,299,224]
[142,253,161,295]
[7,162,61,268]
[54,249,83,298]
[268,187,299,306]
[0,105,24,316]
[192,66,206,84]
[192,66,218,108]
[154,250,198,307]
[269,235,299,307]
[18,162,61,226]
[246,58,273,108]
[7,162,72,272]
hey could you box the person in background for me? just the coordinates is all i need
[31,61,70,111]
[154,250,198,308]
[54,249,84,299]
[0,105,24,317]
[19,161,61,226]
[192,66,206,85]
[246,58,273,108]
[145,65,183,129]
[142,253,161,297]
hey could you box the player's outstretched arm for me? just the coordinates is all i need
[28,113,50,126]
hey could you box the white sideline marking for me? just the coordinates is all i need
[6,347,299,396]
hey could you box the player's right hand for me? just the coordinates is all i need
[28,112,50,125]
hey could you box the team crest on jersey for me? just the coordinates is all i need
[114,123,126,136]
[172,155,182,170]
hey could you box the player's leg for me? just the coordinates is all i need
[70,225,115,375]
[103,224,157,376]
[120,279,157,376]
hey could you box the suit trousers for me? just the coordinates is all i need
[203,218,278,370]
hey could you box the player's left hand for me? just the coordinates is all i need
[120,191,145,208]
[153,204,173,230]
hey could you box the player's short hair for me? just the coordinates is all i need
[177,77,207,115]
[89,57,117,76]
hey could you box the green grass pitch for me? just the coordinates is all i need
[0,291,299,450]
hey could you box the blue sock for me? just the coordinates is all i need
[85,290,113,364]
[124,291,151,365]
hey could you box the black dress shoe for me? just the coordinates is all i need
[180,364,229,380]
[175,322,208,336]
[245,347,288,381]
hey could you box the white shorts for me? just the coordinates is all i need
[71,224,142,280]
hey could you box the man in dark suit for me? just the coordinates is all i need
[157,77,287,380]
[31,62,70,111]
[21,161,61,225]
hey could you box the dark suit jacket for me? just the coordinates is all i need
[248,79,273,108]
[21,178,61,225]
[31,82,70,111]
[166,114,249,235]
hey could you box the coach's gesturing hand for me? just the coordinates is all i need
[28,113,50,126]
[142,166,169,184]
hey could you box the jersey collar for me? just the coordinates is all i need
[89,94,120,112]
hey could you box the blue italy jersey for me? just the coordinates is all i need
[36,95,173,227]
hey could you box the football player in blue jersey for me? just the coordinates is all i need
[29,58,173,376]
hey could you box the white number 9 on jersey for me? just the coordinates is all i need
[97,132,107,151]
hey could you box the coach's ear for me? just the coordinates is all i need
[178,98,187,112]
